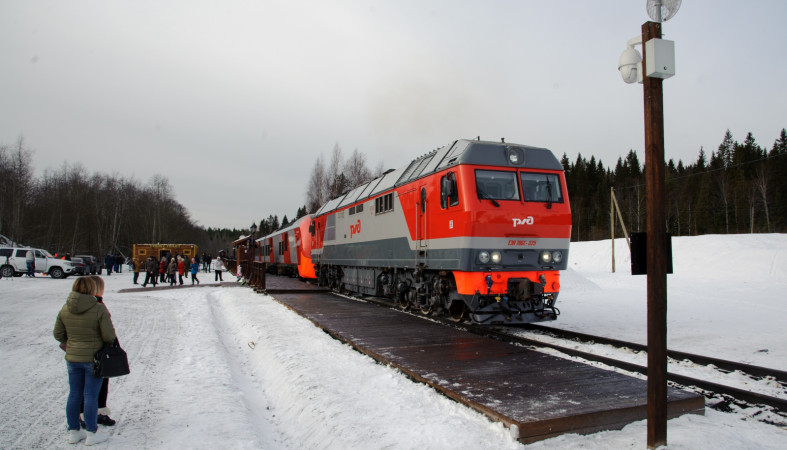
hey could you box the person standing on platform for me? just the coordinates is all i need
[159,258,167,283]
[167,257,177,286]
[190,258,200,285]
[177,256,185,285]
[104,254,113,276]
[25,250,35,277]
[214,256,225,282]
[53,277,115,445]
[78,276,116,427]
[143,256,157,287]
[132,258,141,284]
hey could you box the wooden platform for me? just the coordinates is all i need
[257,275,328,294]
[266,279,704,444]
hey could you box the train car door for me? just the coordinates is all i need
[416,185,428,262]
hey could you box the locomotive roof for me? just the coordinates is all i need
[314,139,562,217]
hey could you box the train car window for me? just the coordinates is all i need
[375,193,394,215]
[440,172,459,209]
[420,187,427,213]
[474,170,519,201]
[325,214,336,241]
[520,172,564,204]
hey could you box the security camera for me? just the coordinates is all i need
[618,46,642,84]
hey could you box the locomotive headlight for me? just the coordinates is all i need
[552,251,563,264]
[478,251,491,264]
[491,251,502,264]
[507,147,524,165]
[540,250,552,264]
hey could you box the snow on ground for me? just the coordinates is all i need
[1,234,786,449]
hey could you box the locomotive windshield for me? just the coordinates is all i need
[521,172,563,204]
[475,170,519,201]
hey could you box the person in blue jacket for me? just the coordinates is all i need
[190,257,200,285]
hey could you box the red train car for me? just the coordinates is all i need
[257,216,315,279]
[264,138,571,325]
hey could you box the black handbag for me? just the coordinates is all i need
[93,339,130,378]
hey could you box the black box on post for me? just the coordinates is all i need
[630,232,673,275]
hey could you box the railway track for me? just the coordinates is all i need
[469,324,787,418]
[348,293,787,422]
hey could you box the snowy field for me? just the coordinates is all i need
[1,234,786,449]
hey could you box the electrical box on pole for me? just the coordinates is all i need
[645,38,675,79]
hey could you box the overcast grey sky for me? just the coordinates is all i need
[2,1,786,229]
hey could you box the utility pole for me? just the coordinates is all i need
[642,20,668,448]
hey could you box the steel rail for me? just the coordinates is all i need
[461,324,787,415]
[520,323,787,384]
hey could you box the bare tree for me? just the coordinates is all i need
[0,137,35,243]
[306,155,326,213]
[326,143,345,199]
[345,148,372,188]
[149,174,172,243]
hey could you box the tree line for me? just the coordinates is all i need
[0,137,241,259]
[4,128,784,260]
[293,130,787,243]
[565,128,787,241]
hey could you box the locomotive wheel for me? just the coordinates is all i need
[396,292,411,311]
[447,301,468,323]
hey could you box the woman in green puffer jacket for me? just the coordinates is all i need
[53,277,116,445]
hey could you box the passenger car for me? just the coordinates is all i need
[69,257,89,275]
[0,246,77,278]
[74,255,99,274]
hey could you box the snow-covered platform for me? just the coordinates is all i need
[269,283,705,444]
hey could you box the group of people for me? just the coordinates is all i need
[103,254,125,275]
[53,275,117,445]
[131,254,226,287]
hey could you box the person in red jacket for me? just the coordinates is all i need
[159,258,167,283]
[177,255,186,285]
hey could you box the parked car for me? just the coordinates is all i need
[69,257,89,275]
[74,255,99,274]
[0,246,76,278]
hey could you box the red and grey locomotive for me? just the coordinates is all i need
[258,138,571,324]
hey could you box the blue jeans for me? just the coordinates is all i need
[66,362,103,432]
[26,261,34,277]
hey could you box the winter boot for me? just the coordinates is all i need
[67,429,86,444]
[97,407,115,426]
[85,430,109,446]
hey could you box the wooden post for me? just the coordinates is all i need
[611,187,616,273]
[642,20,668,449]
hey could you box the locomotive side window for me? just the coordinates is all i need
[375,193,394,215]
[440,172,459,209]
[520,172,564,204]
[475,170,519,201]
